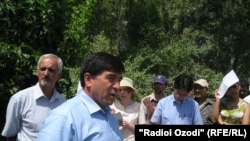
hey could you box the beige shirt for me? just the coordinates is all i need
[111,100,140,141]
[138,93,164,124]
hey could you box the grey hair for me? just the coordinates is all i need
[37,54,63,72]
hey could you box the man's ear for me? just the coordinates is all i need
[84,73,92,87]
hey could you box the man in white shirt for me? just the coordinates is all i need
[1,54,66,141]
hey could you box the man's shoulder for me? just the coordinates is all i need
[52,96,82,115]
[206,98,215,104]
[140,93,154,101]
[11,87,34,98]
[5,87,36,108]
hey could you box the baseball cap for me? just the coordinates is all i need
[194,79,208,88]
[152,75,168,85]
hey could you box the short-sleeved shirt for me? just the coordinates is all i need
[151,94,203,125]
[199,98,215,125]
[138,93,164,124]
[1,83,66,141]
[36,90,122,141]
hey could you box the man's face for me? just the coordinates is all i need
[37,57,61,89]
[239,86,249,98]
[88,71,123,108]
[174,89,188,101]
[152,82,166,94]
[118,87,133,100]
[193,84,208,99]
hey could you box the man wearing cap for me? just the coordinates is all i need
[193,79,215,125]
[138,75,168,124]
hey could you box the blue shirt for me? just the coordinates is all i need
[1,83,66,141]
[36,90,122,141]
[151,94,203,125]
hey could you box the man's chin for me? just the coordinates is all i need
[194,95,203,98]
[155,91,163,95]
[106,100,114,105]
[40,81,51,88]
[174,94,185,101]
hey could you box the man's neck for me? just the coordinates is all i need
[154,93,164,101]
[195,97,207,105]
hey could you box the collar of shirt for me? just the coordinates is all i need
[78,90,110,115]
[33,83,61,102]
[149,93,159,103]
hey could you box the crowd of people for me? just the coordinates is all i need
[1,52,250,141]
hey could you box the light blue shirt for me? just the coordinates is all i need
[76,81,81,94]
[151,94,203,125]
[1,83,66,141]
[36,90,122,141]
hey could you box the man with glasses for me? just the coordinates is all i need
[193,79,215,125]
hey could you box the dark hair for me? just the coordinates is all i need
[80,52,125,87]
[173,73,193,92]
[240,79,249,88]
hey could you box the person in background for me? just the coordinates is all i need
[193,79,215,125]
[150,73,203,125]
[211,71,250,125]
[111,77,140,141]
[138,75,168,124]
[239,79,249,99]
[239,79,250,103]
[36,52,125,141]
[1,54,66,141]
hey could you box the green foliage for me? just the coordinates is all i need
[122,49,156,102]
[57,67,80,99]
[0,42,39,95]
[1,0,250,133]
[59,0,97,67]
[126,0,165,51]
[89,31,118,55]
